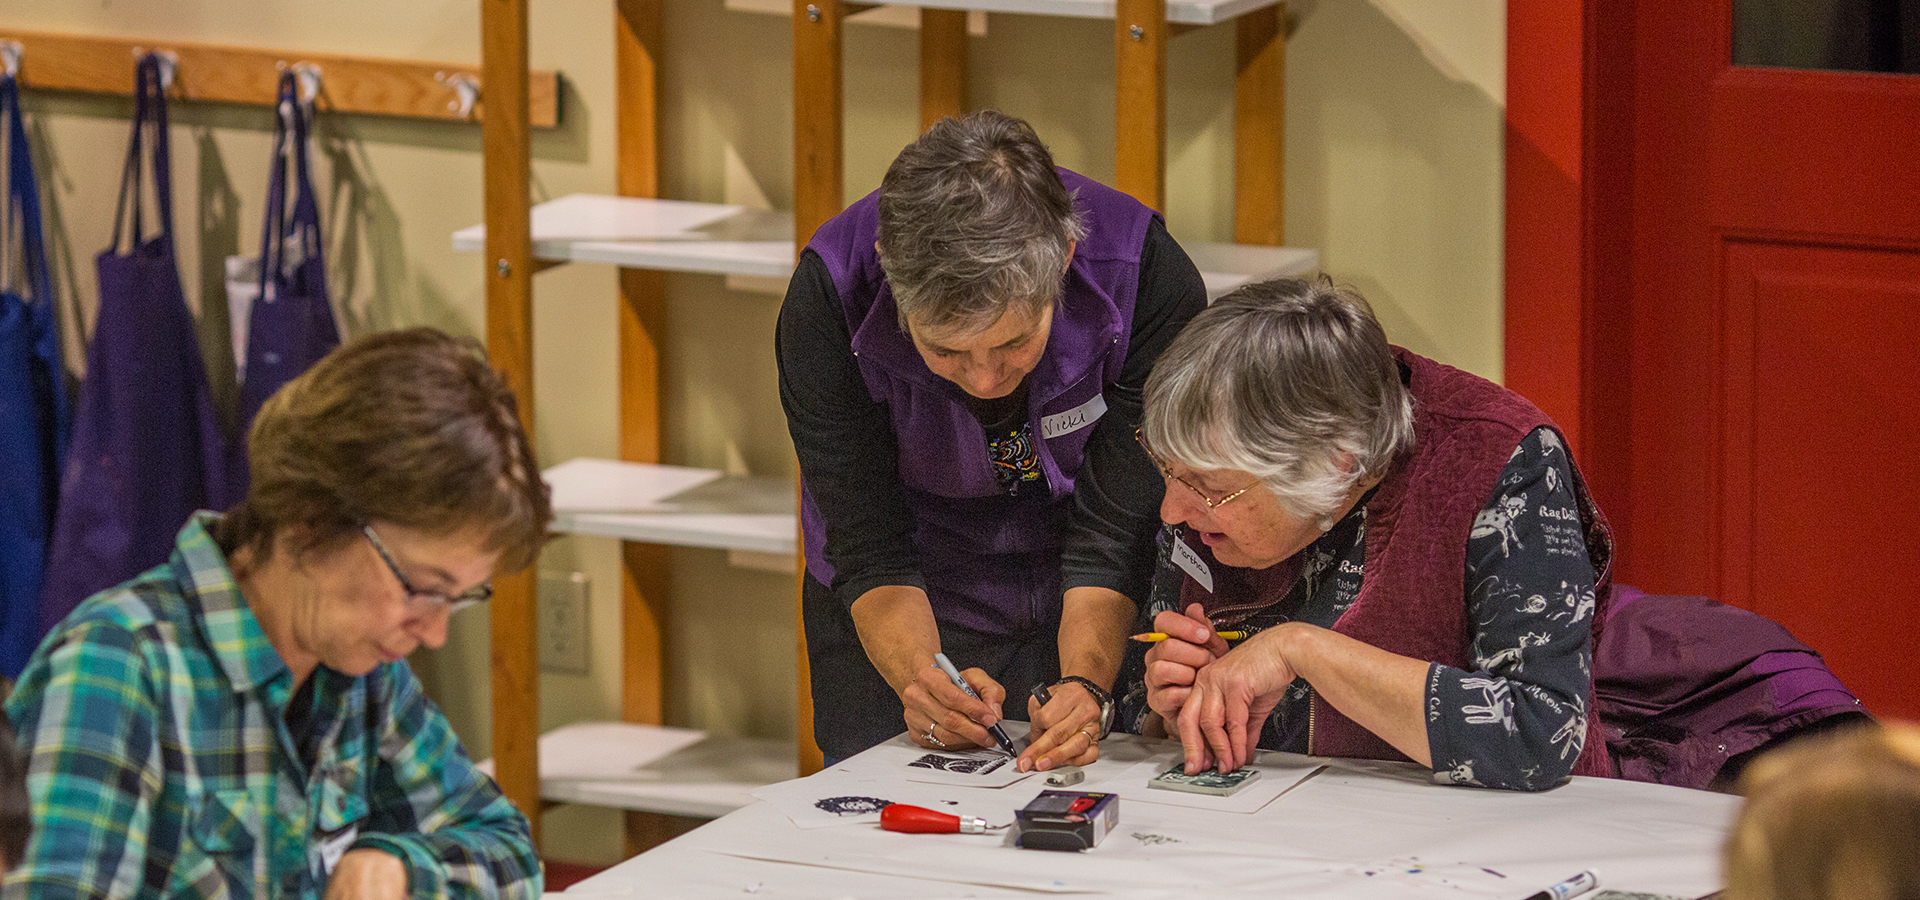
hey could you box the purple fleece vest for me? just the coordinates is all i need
[801,169,1155,635]
[1182,349,1618,776]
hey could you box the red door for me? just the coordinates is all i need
[1509,1,1920,720]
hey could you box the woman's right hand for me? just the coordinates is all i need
[1143,603,1232,724]
[900,661,1006,752]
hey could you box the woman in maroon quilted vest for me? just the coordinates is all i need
[1124,277,1616,790]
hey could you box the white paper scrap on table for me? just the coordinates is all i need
[1079,750,1324,814]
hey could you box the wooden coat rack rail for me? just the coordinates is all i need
[0,29,560,126]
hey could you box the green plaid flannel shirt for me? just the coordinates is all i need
[1,514,541,899]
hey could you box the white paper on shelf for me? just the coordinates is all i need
[540,722,710,779]
[543,458,723,513]
[472,194,745,241]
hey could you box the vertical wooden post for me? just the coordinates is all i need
[615,0,677,856]
[919,8,969,131]
[792,0,845,777]
[1234,3,1285,246]
[794,0,846,248]
[1115,0,1167,211]
[480,0,541,843]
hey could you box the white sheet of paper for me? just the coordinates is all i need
[567,732,1736,900]
[473,721,706,780]
[544,458,722,513]
[1079,750,1324,814]
[900,748,1034,788]
[528,194,742,241]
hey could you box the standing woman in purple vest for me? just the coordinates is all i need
[1125,277,1617,790]
[779,111,1206,768]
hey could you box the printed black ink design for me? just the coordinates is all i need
[814,796,891,816]
[907,753,1010,775]
[1132,833,1181,846]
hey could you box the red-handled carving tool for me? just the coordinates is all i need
[879,804,1006,834]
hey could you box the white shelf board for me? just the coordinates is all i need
[453,195,795,279]
[730,0,1281,26]
[460,195,1317,302]
[477,722,796,819]
[725,0,989,32]
[544,457,797,555]
[1186,242,1319,300]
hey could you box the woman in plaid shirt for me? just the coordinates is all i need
[4,328,548,899]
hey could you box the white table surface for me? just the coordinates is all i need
[558,730,1738,899]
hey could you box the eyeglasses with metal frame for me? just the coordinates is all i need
[362,524,493,615]
[1135,429,1259,511]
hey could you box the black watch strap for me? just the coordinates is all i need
[1052,676,1115,738]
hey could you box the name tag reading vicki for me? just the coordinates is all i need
[1171,533,1214,594]
[1041,394,1107,440]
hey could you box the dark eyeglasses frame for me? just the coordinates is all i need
[362,525,492,615]
[1134,429,1259,511]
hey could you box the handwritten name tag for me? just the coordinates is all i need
[1171,533,1214,594]
[1040,394,1107,440]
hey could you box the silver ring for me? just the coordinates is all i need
[925,724,946,748]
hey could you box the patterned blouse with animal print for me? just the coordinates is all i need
[1129,426,1595,791]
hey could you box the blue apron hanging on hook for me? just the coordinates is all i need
[226,70,338,498]
[39,53,226,632]
[0,72,71,676]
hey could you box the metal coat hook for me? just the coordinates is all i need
[1,41,21,79]
[435,71,479,120]
[133,48,180,89]
[278,60,322,112]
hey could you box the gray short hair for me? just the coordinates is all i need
[1142,277,1415,520]
[877,110,1086,336]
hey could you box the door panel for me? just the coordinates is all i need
[1711,67,1920,243]
[1725,243,1920,718]
[1621,2,1920,719]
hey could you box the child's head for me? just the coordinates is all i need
[1724,720,1920,900]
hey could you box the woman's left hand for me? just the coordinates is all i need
[1019,682,1103,772]
[1175,626,1298,774]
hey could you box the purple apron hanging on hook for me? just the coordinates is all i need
[0,72,71,675]
[226,70,338,498]
[39,54,226,632]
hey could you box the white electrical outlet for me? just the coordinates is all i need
[537,571,591,675]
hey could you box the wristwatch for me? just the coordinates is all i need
[1052,676,1116,739]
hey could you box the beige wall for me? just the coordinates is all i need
[7,0,1503,864]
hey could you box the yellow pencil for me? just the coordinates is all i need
[1129,630,1248,642]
